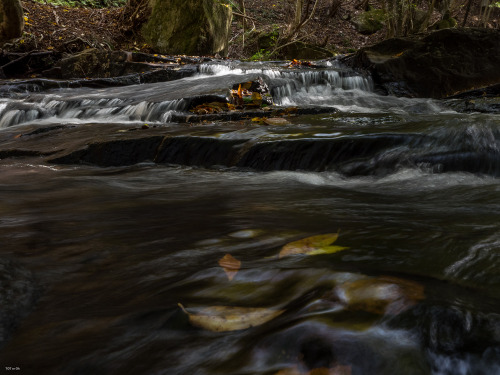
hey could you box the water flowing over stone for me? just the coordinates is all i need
[0,58,500,375]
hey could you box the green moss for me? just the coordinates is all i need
[432,17,458,30]
[141,0,232,56]
[257,26,279,51]
[352,9,386,35]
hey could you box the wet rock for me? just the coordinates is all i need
[0,66,198,94]
[54,49,182,79]
[348,28,500,98]
[0,51,61,79]
[0,258,41,347]
[51,136,165,167]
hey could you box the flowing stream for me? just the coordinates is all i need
[0,61,499,375]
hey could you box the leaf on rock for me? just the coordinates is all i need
[263,117,290,126]
[178,303,284,332]
[190,102,234,115]
[252,92,263,106]
[279,232,347,258]
[218,253,241,281]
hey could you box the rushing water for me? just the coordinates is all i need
[0,61,499,375]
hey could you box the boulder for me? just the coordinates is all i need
[0,0,24,44]
[349,28,500,98]
[352,9,386,35]
[141,0,232,56]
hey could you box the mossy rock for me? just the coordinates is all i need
[0,0,24,44]
[431,17,458,30]
[257,28,279,51]
[141,0,232,56]
[352,9,386,35]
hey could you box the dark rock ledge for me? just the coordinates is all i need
[346,28,500,98]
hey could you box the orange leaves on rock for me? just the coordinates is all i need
[218,254,241,281]
[190,102,235,115]
[289,59,313,68]
[279,232,348,258]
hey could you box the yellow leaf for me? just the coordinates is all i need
[307,246,350,256]
[251,117,263,122]
[218,254,241,281]
[252,92,263,106]
[279,232,346,258]
[240,81,253,90]
[23,16,28,21]
[178,303,284,332]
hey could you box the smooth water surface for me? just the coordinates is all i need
[0,61,499,375]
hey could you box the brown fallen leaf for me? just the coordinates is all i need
[279,232,348,258]
[274,367,301,375]
[218,253,241,281]
[178,303,284,332]
[264,117,291,126]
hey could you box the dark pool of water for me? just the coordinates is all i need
[0,63,499,375]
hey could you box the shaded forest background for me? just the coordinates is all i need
[10,0,500,59]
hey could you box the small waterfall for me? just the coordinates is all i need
[0,60,446,129]
[0,96,188,128]
[198,62,375,107]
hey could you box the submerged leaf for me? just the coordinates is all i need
[279,232,347,258]
[263,117,290,126]
[337,276,425,315]
[178,303,284,332]
[306,246,350,256]
[218,253,241,281]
